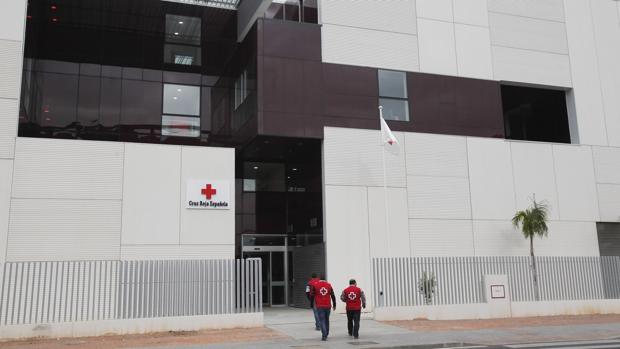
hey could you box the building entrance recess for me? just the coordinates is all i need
[241,234,324,307]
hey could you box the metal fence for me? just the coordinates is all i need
[373,256,620,307]
[0,259,261,326]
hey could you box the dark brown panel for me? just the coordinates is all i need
[322,64,377,97]
[405,72,505,138]
[260,19,321,61]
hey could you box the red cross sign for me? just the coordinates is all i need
[201,184,217,200]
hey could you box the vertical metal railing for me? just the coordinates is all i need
[0,258,261,326]
[373,256,616,308]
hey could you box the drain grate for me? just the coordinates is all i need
[348,341,379,346]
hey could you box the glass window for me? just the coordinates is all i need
[164,15,201,66]
[379,98,409,122]
[163,84,200,116]
[162,83,200,138]
[378,69,409,121]
[161,115,200,138]
[379,70,407,99]
[243,162,285,192]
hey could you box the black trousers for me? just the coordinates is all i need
[346,310,361,337]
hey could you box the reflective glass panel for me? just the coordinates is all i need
[378,69,407,99]
[380,98,409,121]
[163,84,200,116]
[161,115,200,137]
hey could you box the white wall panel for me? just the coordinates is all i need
[180,146,235,245]
[324,127,407,187]
[552,145,599,221]
[473,220,529,256]
[489,13,568,54]
[417,19,457,76]
[321,0,417,34]
[416,0,453,22]
[368,187,410,257]
[6,199,121,261]
[467,138,516,220]
[322,25,419,72]
[0,0,26,41]
[0,40,23,99]
[510,142,560,220]
[410,219,474,256]
[455,24,493,80]
[0,98,18,158]
[324,185,372,306]
[598,184,620,222]
[535,221,599,256]
[121,245,234,260]
[12,138,123,199]
[407,176,471,219]
[590,0,620,147]
[563,0,608,146]
[0,160,13,264]
[492,46,571,87]
[453,0,489,26]
[122,144,181,245]
[404,133,468,177]
[593,146,620,184]
[488,0,566,22]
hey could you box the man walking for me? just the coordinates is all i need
[340,278,366,339]
[305,272,320,330]
[310,274,336,341]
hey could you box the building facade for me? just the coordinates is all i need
[1,0,620,311]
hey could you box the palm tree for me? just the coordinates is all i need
[512,197,549,301]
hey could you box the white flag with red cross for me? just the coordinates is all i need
[380,113,398,146]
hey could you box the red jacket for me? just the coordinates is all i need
[311,280,335,309]
[340,285,366,311]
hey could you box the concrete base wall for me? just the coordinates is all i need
[374,300,620,321]
[0,313,263,341]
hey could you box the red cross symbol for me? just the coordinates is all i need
[201,184,217,200]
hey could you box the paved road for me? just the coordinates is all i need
[389,339,620,349]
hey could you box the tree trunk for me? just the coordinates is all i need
[530,235,540,301]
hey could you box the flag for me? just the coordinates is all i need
[380,115,398,145]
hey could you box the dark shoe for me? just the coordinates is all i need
[348,333,352,336]
[354,336,359,339]
[321,337,326,341]
[315,327,320,331]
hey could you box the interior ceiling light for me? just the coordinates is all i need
[178,21,184,24]
[174,32,179,36]
[160,0,240,10]
[253,166,259,170]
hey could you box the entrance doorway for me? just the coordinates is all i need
[243,250,288,306]
[241,234,324,307]
[242,235,291,307]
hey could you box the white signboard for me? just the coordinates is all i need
[490,285,506,299]
[186,180,231,210]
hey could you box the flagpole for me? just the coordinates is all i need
[379,106,391,255]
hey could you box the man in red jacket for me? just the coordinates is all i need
[340,278,366,339]
[305,272,320,330]
[310,274,336,341]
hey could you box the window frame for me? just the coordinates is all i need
[161,83,201,138]
[377,69,410,122]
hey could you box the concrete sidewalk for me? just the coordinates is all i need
[191,308,620,349]
[3,309,620,349]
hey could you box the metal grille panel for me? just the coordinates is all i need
[373,256,619,307]
[0,259,261,326]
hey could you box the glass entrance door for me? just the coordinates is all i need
[270,252,286,306]
[243,250,288,306]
